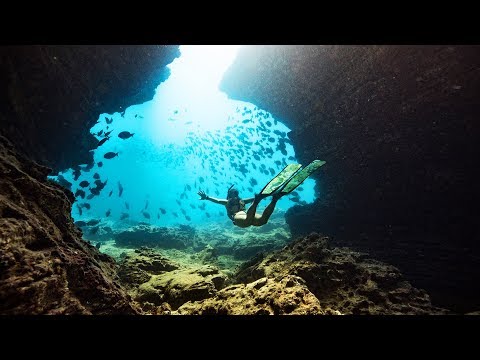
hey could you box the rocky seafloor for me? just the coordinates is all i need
[94,222,450,315]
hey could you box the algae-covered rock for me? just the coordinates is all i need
[176,275,341,315]
[233,233,449,315]
[136,265,227,309]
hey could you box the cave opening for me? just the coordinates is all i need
[49,45,318,233]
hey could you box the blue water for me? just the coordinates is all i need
[49,46,318,230]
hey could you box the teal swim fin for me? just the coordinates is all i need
[278,159,326,195]
[260,163,303,196]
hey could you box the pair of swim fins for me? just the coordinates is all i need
[259,159,326,196]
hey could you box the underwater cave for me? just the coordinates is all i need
[1,45,479,315]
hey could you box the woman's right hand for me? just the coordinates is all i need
[198,190,208,200]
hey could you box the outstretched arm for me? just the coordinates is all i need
[198,190,228,205]
[243,197,255,204]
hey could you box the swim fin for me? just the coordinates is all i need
[259,163,303,196]
[277,159,326,195]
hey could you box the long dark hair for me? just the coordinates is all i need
[227,184,237,199]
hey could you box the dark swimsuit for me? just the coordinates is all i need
[227,198,245,223]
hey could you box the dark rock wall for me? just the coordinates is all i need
[0,45,180,172]
[221,45,480,312]
[0,45,180,314]
[0,136,138,314]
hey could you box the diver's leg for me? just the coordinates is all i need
[253,192,283,226]
[246,193,267,221]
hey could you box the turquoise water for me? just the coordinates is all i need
[49,46,318,230]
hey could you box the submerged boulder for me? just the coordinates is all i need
[118,247,180,289]
[136,265,227,310]
[234,232,449,315]
[176,275,340,315]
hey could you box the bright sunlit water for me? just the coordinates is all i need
[50,45,319,230]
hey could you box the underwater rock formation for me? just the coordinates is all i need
[233,233,448,315]
[116,235,446,315]
[175,275,339,315]
[193,218,290,260]
[118,248,180,289]
[137,265,227,310]
[221,45,480,312]
[0,45,180,173]
[0,136,138,314]
[114,224,194,249]
[118,248,227,311]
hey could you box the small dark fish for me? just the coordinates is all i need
[173,212,179,218]
[86,194,95,200]
[118,131,134,139]
[189,204,196,209]
[75,189,86,199]
[185,216,191,221]
[125,202,130,210]
[218,211,223,216]
[104,130,113,137]
[105,116,113,124]
[97,161,103,167]
[95,242,101,249]
[144,200,149,210]
[109,190,113,197]
[87,219,100,226]
[83,162,95,172]
[199,177,205,183]
[75,221,87,227]
[118,182,124,197]
[97,137,110,147]
[56,175,72,190]
[79,181,89,188]
[81,203,91,210]
[76,204,82,216]
[120,213,129,220]
[104,152,119,159]
[89,188,100,196]
[93,173,100,180]
[205,212,210,218]
[186,184,191,191]
[142,211,151,219]
[176,199,181,206]
[73,168,81,181]
[96,130,104,136]
[106,209,111,217]
[159,208,166,214]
